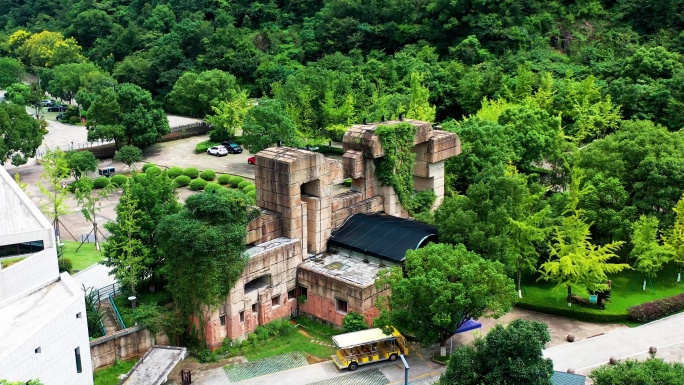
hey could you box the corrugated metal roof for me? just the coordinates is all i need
[328,213,438,263]
[551,371,586,385]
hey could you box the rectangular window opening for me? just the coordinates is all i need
[239,311,245,323]
[252,303,258,313]
[272,295,280,307]
[76,312,82,319]
[336,298,348,314]
[75,347,82,373]
[288,289,296,300]
[35,347,41,354]
[299,286,308,300]
[219,314,226,326]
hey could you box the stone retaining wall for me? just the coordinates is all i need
[89,326,169,370]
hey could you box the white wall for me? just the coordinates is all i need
[0,247,59,302]
[0,274,93,385]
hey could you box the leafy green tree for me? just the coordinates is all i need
[577,120,684,230]
[0,57,24,88]
[75,175,113,251]
[439,319,553,385]
[38,149,71,241]
[4,82,44,119]
[631,216,670,290]
[114,145,143,170]
[342,312,369,333]
[205,89,251,141]
[435,166,549,268]
[0,102,43,166]
[166,70,240,117]
[242,99,298,153]
[87,83,169,148]
[442,118,514,194]
[65,151,97,180]
[538,169,630,301]
[664,195,684,283]
[156,189,257,341]
[406,72,436,122]
[69,9,113,49]
[375,243,517,356]
[10,30,84,68]
[590,358,684,385]
[579,173,637,246]
[46,62,108,103]
[102,171,180,288]
[103,179,146,294]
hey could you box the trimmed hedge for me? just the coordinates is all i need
[217,174,231,185]
[228,176,244,187]
[189,178,208,190]
[183,167,199,179]
[142,163,156,172]
[237,180,251,189]
[110,174,128,187]
[628,293,684,323]
[200,169,216,181]
[242,183,256,193]
[146,165,162,176]
[204,182,223,193]
[93,176,110,189]
[195,140,220,153]
[246,190,256,204]
[167,166,183,179]
[174,175,192,187]
[515,302,629,323]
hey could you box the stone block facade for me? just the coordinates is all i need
[200,119,460,347]
[89,327,169,370]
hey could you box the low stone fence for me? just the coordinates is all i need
[89,326,169,370]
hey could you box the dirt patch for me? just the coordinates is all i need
[306,353,328,364]
[298,329,313,339]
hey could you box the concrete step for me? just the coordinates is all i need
[98,301,121,334]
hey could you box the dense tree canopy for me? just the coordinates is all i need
[590,358,684,385]
[156,189,258,339]
[439,319,554,385]
[375,243,517,356]
[0,101,43,166]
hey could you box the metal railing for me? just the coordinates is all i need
[108,293,127,330]
[169,122,211,133]
[95,283,121,303]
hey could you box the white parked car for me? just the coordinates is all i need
[207,146,228,157]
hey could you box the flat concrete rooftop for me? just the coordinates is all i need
[0,274,79,361]
[245,237,299,258]
[300,252,387,288]
[122,346,187,385]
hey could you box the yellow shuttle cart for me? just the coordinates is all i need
[331,327,409,371]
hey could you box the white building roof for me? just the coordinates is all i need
[0,167,54,246]
[0,273,81,362]
[332,328,397,349]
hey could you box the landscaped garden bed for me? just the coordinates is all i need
[517,265,684,324]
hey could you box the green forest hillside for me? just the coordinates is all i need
[3,0,684,309]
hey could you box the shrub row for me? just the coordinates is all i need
[200,169,216,181]
[195,140,220,154]
[218,174,231,185]
[189,178,208,191]
[110,174,128,187]
[93,176,110,189]
[514,303,629,323]
[167,166,184,179]
[174,175,191,187]
[627,293,684,323]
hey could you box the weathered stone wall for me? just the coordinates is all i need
[202,238,301,348]
[89,326,169,370]
[297,267,387,327]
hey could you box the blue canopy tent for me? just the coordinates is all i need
[451,318,482,354]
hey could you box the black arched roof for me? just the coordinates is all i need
[328,213,438,263]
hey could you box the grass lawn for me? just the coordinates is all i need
[244,328,336,361]
[432,353,450,364]
[61,240,105,272]
[518,263,684,323]
[293,316,340,339]
[1,257,26,268]
[93,359,137,385]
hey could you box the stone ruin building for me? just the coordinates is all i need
[202,119,461,349]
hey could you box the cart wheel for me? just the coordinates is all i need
[389,353,398,362]
[348,362,358,371]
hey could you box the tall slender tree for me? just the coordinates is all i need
[38,149,71,242]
